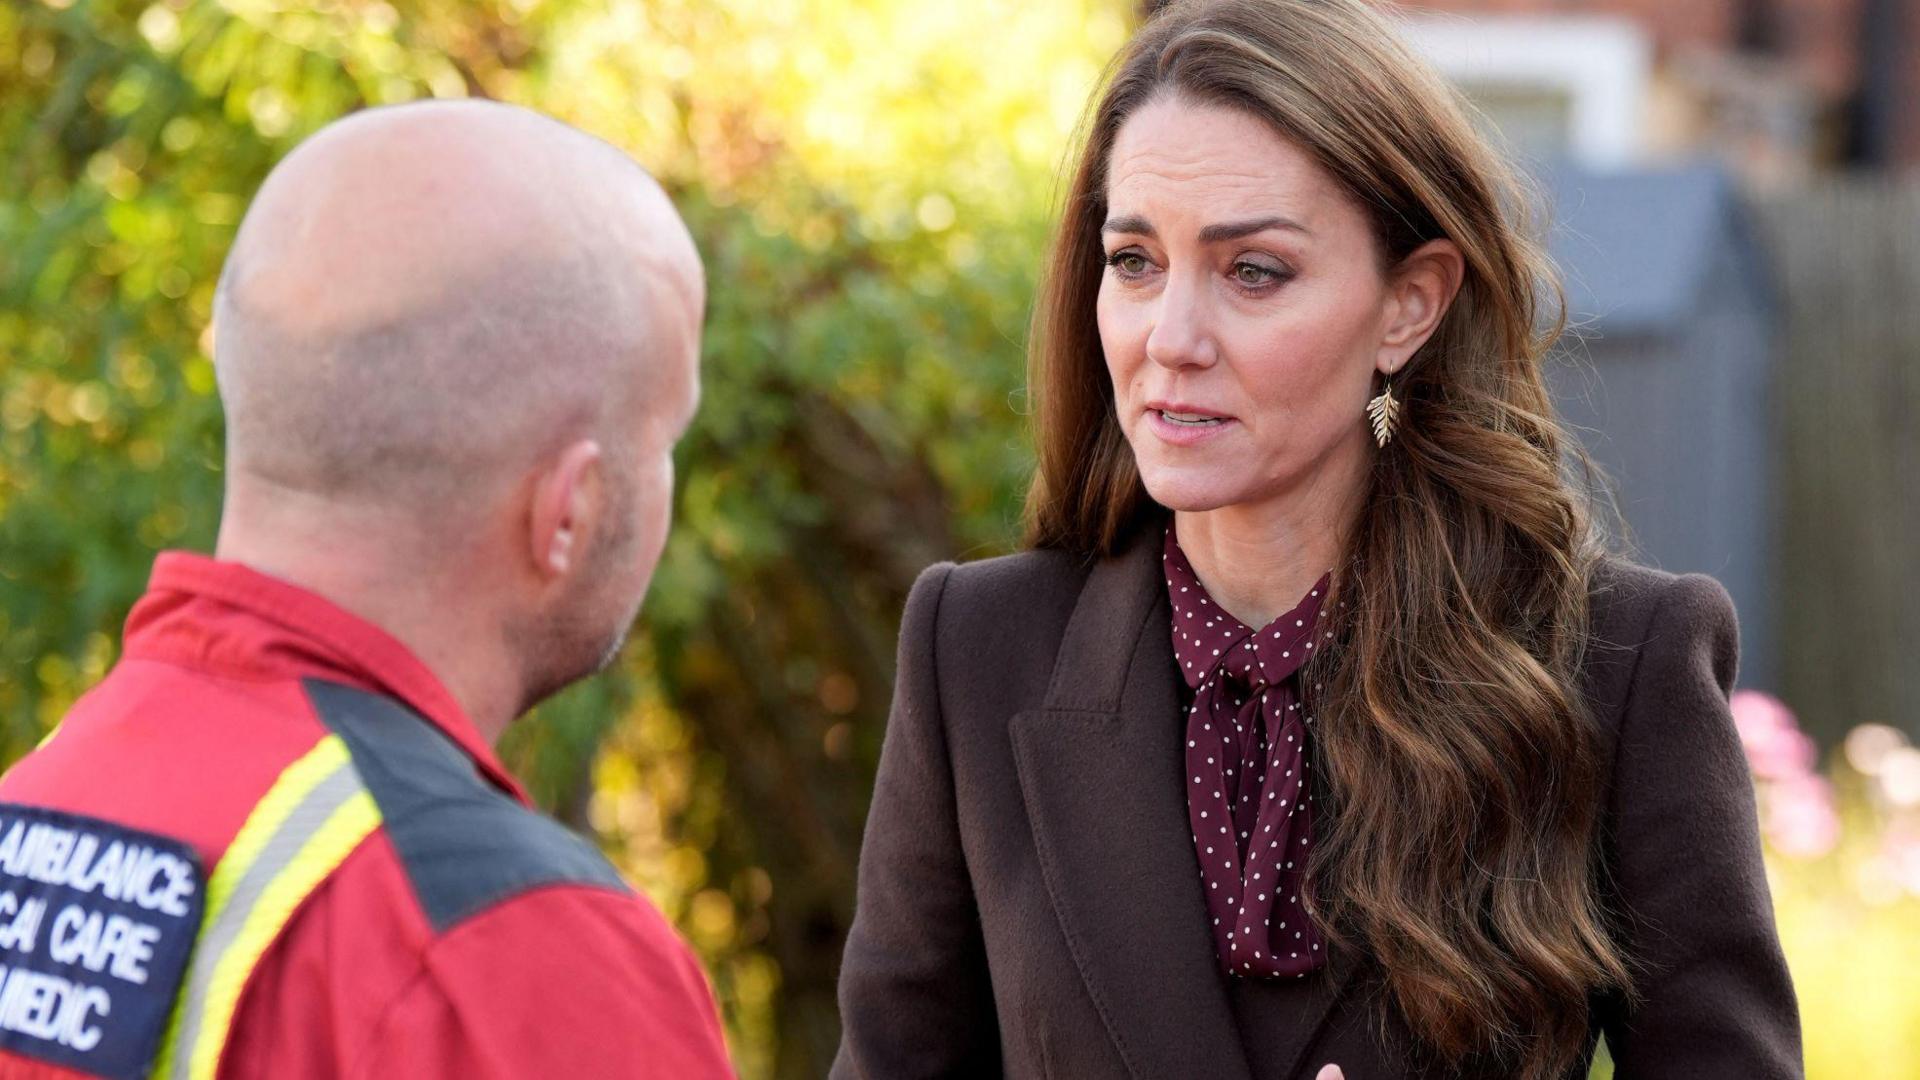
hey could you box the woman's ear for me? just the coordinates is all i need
[1376,238,1465,376]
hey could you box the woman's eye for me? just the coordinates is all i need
[1233,261,1280,286]
[1107,251,1151,276]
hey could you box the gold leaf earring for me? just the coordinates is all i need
[1367,374,1401,448]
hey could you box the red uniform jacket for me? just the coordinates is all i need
[0,553,736,1079]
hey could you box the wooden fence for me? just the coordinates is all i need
[1753,177,1920,742]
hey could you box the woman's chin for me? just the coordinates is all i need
[1138,471,1256,515]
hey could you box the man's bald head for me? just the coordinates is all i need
[214,100,703,520]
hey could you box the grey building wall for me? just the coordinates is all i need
[1542,165,1778,688]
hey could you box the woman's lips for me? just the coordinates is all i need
[1145,406,1237,446]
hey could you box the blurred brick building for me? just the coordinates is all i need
[1397,0,1920,181]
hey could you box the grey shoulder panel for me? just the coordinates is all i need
[302,679,628,933]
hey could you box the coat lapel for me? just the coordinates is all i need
[1011,526,1354,1080]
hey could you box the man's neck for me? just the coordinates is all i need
[215,516,522,746]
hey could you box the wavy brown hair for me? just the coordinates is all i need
[1022,0,1633,1075]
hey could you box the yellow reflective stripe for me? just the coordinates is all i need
[149,735,380,1080]
[202,736,354,921]
[181,788,380,1080]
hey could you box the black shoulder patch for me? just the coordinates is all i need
[0,804,204,1080]
[302,679,628,933]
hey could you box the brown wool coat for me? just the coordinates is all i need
[831,524,1802,1080]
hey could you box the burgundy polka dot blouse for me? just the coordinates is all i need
[1165,524,1332,979]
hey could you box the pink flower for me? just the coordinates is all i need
[1731,690,1818,781]
[1884,827,1920,895]
[1764,773,1841,858]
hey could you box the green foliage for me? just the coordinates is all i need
[0,0,500,747]
[2,1,1125,1075]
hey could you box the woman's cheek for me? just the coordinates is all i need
[1095,297,1123,377]
[1097,316,1147,399]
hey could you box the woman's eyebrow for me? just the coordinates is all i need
[1101,214,1155,237]
[1197,215,1312,243]
[1099,214,1313,241]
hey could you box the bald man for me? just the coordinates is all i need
[0,101,734,1079]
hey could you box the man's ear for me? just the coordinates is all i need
[1376,238,1465,376]
[527,439,604,580]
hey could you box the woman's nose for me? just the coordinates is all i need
[1144,272,1219,370]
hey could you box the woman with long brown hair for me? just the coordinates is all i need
[831,1,1800,1076]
